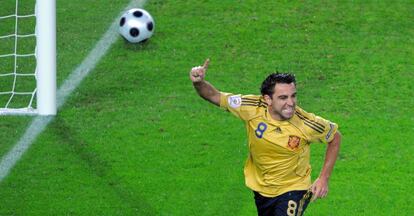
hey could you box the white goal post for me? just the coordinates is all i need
[36,0,56,115]
[0,0,56,115]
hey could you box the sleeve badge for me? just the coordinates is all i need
[228,95,242,108]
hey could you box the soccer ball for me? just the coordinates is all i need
[119,8,155,43]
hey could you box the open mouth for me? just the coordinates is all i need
[283,107,294,116]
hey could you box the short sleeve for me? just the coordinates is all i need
[295,107,339,144]
[220,92,264,121]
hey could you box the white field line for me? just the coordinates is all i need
[0,0,147,183]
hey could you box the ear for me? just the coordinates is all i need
[263,94,272,106]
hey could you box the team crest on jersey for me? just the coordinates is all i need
[288,135,301,149]
[228,95,242,108]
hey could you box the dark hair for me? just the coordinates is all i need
[260,73,296,97]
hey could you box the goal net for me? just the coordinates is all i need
[0,0,56,115]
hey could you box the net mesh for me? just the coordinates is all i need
[0,0,37,114]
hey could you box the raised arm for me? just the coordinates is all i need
[189,59,220,106]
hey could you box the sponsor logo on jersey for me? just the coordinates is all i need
[228,95,242,108]
[288,135,301,149]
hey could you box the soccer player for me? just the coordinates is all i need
[189,59,342,216]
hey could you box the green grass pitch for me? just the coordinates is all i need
[0,0,413,215]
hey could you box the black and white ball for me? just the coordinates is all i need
[119,8,155,43]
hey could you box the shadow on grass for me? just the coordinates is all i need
[51,117,158,215]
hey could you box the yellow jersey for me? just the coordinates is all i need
[220,92,338,197]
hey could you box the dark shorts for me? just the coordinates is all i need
[253,190,312,216]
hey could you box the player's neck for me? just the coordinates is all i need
[267,107,286,121]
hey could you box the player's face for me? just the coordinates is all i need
[265,83,297,121]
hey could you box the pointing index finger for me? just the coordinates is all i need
[203,58,210,69]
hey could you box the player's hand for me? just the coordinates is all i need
[190,58,210,83]
[310,177,329,202]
